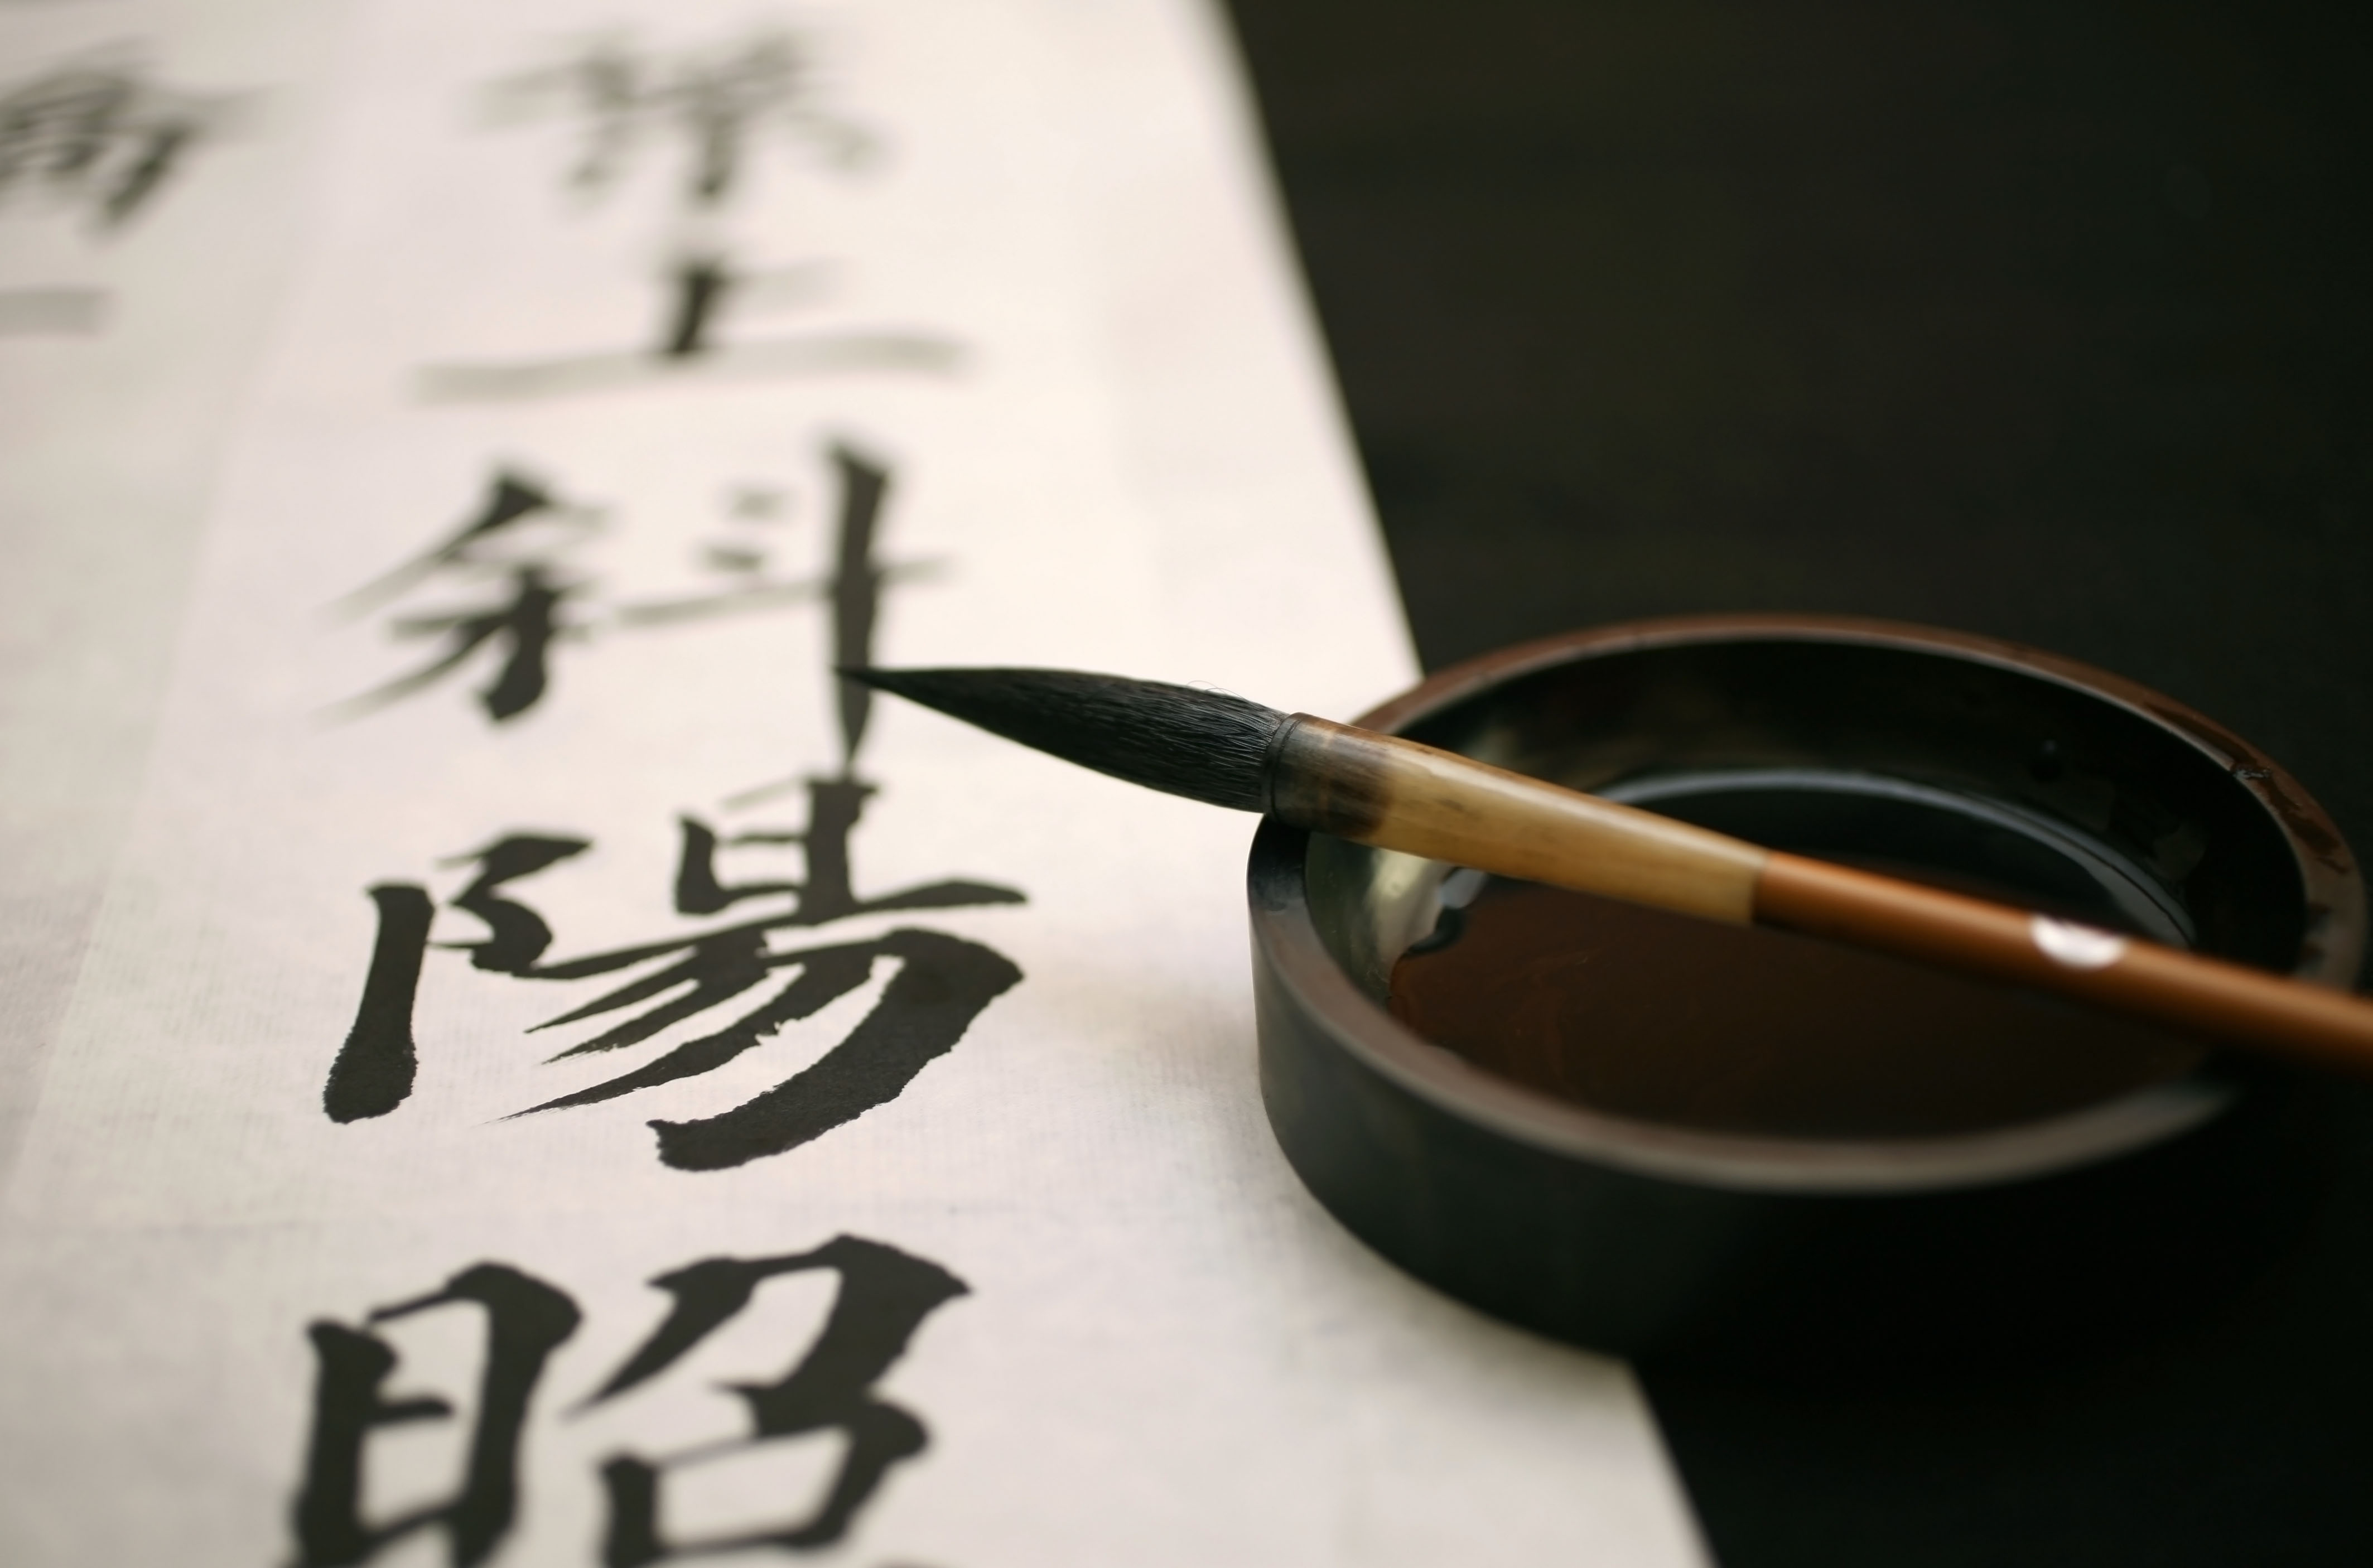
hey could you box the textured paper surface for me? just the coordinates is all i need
[0,3,1709,1563]
[0,0,344,1168]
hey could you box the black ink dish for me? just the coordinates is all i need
[1248,616,2365,1381]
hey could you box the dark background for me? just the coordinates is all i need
[1220,2,2373,1564]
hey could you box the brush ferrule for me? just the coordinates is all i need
[1267,715,1394,838]
[1258,715,1303,817]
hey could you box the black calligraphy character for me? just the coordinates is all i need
[603,453,933,636]
[523,926,1022,1171]
[827,445,885,761]
[334,471,600,723]
[445,834,595,973]
[662,254,732,359]
[350,564,576,722]
[325,445,1026,1164]
[398,26,970,405]
[424,26,967,398]
[324,836,589,1122]
[669,788,1013,929]
[505,446,1024,1167]
[726,444,894,807]
[290,1264,581,1568]
[500,31,871,362]
[0,54,228,230]
[523,32,871,210]
[338,471,572,615]
[586,1236,967,1564]
[324,884,435,1123]
[672,816,799,914]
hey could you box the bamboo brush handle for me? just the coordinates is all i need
[1271,716,2373,1073]
[1755,856,2373,1074]
[1271,716,1765,921]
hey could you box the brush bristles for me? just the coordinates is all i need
[843,666,1289,812]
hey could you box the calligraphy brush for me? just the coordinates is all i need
[844,664,2373,1074]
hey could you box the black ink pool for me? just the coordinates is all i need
[1389,875,2206,1140]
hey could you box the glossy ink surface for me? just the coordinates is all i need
[1388,875,2207,1139]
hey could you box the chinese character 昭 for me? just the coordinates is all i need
[289,1237,966,1565]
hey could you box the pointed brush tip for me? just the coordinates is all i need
[835,664,960,715]
[814,664,1286,813]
